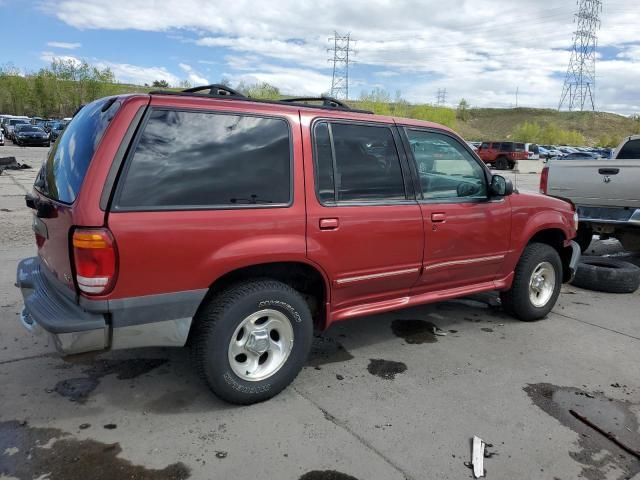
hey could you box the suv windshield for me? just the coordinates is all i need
[35,97,121,204]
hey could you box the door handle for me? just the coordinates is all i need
[319,218,339,230]
[431,212,447,223]
[598,168,619,175]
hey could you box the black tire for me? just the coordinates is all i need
[501,243,562,321]
[570,256,640,294]
[191,279,313,404]
[508,161,516,170]
[575,223,593,253]
[496,157,508,170]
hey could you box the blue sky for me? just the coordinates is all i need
[1,0,639,114]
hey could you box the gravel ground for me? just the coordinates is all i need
[1,144,639,480]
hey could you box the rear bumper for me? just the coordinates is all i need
[16,257,108,355]
[15,257,205,355]
[578,206,640,227]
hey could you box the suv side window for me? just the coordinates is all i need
[116,109,291,209]
[480,142,490,149]
[406,129,487,202]
[313,121,406,203]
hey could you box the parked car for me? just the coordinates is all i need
[16,86,579,405]
[541,145,564,158]
[542,134,640,253]
[0,129,4,146]
[562,152,600,160]
[524,143,540,160]
[476,141,529,170]
[48,122,67,141]
[13,124,50,147]
[4,118,30,140]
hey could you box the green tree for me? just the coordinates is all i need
[152,80,170,88]
[456,98,470,121]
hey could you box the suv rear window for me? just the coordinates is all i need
[617,139,640,159]
[115,109,291,209]
[35,97,121,204]
[313,121,406,203]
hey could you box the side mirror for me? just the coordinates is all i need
[490,175,514,197]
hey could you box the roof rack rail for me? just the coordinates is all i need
[280,96,350,109]
[149,84,246,97]
[148,85,373,114]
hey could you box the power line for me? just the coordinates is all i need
[328,32,354,100]
[559,0,602,111]
[436,88,447,106]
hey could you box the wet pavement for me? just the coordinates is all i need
[1,145,639,479]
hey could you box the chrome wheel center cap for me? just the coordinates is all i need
[245,329,270,355]
[532,275,544,290]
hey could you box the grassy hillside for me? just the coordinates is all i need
[456,107,639,145]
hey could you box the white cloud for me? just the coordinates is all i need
[46,0,640,113]
[47,41,81,49]
[40,51,83,66]
[233,66,332,96]
[97,61,180,86]
[179,63,209,85]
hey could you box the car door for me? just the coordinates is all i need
[400,128,512,293]
[303,117,424,313]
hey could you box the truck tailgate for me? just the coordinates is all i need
[546,159,640,209]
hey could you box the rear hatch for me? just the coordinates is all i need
[546,159,640,209]
[31,97,122,291]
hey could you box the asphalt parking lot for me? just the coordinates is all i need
[1,145,639,480]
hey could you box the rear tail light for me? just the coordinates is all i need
[539,166,549,194]
[72,228,117,295]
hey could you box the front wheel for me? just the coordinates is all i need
[191,279,313,404]
[501,243,562,321]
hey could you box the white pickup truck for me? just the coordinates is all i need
[541,135,640,253]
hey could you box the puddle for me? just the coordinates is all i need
[391,319,439,344]
[525,383,640,480]
[367,359,407,380]
[144,390,197,414]
[307,336,354,367]
[481,327,494,333]
[53,358,168,403]
[0,420,190,480]
[299,471,359,480]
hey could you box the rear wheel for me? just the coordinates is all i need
[501,243,562,321]
[192,279,313,404]
[496,157,508,170]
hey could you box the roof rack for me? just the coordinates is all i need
[280,96,350,109]
[149,85,373,114]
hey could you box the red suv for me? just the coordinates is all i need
[477,141,529,170]
[16,85,580,404]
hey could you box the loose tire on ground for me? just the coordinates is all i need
[570,256,640,294]
[191,279,313,404]
[501,242,563,321]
